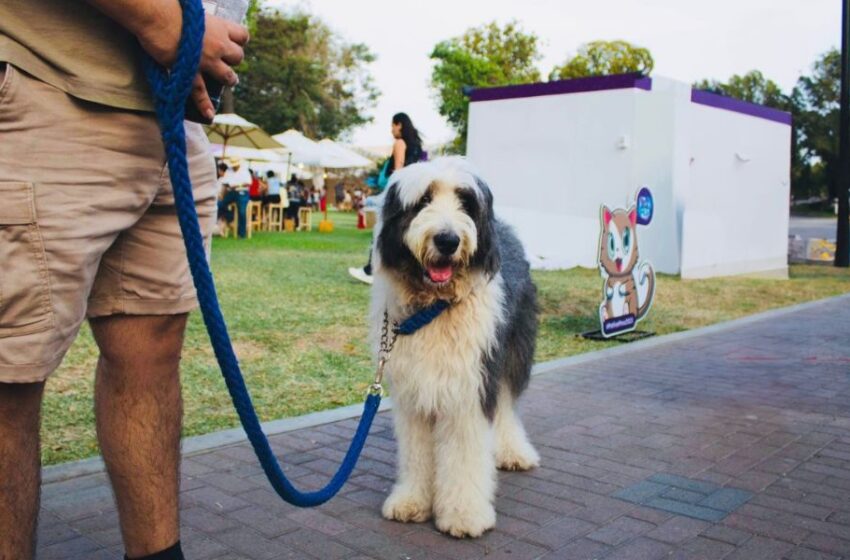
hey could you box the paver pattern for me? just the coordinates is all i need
[614,473,753,522]
[37,295,850,559]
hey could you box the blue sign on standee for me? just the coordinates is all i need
[636,187,653,226]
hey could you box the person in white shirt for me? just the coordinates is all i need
[218,158,252,238]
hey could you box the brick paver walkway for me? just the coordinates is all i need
[37,295,850,559]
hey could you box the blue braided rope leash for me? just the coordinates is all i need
[140,0,449,507]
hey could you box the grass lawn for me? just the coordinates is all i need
[42,211,850,465]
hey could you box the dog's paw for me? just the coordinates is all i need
[382,488,432,523]
[435,501,496,538]
[496,442,540,471]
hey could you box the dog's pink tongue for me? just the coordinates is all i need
[427,265,453,283]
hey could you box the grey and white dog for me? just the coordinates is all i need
[370,157,539,538]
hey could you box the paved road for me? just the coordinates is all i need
[790,216,840,240]
[37,295,850,559]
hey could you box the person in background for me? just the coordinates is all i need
[248,168,263,202]
[218,158,252,238]
[286,180,302,229]
[215,160,230,225]
[262,170,281,206]
[334,181,346,209]
[348,112,424,284]
[311,187,320,211]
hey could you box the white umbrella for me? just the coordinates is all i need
[317,139,375,169]
[204,113,284,155]
[271,130,324,167]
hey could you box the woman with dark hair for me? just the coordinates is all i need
[390,112,423,172]
[348,113,425,285]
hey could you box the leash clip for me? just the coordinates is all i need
[368,357,386,397]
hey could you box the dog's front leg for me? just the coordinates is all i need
[432,407,496,538]
[382,409,434,523]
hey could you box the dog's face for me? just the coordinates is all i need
[377,158,499,300]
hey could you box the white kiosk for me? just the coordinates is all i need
[466,73,792,279]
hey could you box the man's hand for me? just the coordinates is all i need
[86,1,248,120]
[185,15,249,120]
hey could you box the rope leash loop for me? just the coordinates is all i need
[141,0,380,507]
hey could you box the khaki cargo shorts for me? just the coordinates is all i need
[0,64,217,383]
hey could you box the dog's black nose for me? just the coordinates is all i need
[434,232,460,255]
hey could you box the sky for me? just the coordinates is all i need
[266,0,841,147]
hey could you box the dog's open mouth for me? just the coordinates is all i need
[425,264,454,285]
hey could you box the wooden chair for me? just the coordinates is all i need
[298,207,313,232]
[264,202,285,232]
[224,203,240,238]
[225,201,256,239]
[247,201,262,234]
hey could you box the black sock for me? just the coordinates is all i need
[125,541,185,560]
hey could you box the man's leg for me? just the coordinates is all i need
[91,314,187,559]
[236,191,249,238]
[0,382,44,559]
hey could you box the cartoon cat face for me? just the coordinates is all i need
[599,205,638,276]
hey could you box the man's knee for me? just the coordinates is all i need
[91,314,189,371]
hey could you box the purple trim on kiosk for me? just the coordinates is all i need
[691,89,792,126]
[469,73,652,103]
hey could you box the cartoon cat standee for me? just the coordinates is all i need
[597,204,655,336]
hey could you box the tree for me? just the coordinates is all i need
[550,40,653,81]
[793,49,841,200]
[245,0,261,35]
[233,9,379,140]
[430,21,541,153]
[694,70,790,110]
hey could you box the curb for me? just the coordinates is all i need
[42,291,849,485]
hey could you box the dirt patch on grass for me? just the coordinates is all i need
[232,340,267,362]
[288,327,366,356]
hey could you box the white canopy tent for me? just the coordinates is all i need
[209,144,290,162]
[271,130,324,167]
[317,139,374,169]
[272,129,375,170]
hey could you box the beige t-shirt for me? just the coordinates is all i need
[0,0,153,111]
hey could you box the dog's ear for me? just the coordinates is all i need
[378,181,415,269]
[472,177,500,278]
[381,182,401,222]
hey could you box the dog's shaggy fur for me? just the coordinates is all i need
[370,157,539,538]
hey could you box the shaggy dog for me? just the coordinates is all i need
[370,157,539,538]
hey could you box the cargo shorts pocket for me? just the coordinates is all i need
[0,182,54,337]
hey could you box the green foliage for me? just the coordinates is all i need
[694,70,790,110]
[792,48,841,199]
[550,40,654,80]
[234,8,379,140]
[430,21,542,153]
[245,0,261,36]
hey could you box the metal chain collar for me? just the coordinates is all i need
[369,310,398,396]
